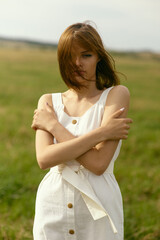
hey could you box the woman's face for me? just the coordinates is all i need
[71,42,99,84]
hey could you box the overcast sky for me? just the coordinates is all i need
[0,0,160,52]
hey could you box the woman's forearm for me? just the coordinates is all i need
[49,122,112,175]
[50,121,75,142]
[36,125,103,170]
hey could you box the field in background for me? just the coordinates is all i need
[0,45,160,239]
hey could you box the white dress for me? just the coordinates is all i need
[33,87,124,240]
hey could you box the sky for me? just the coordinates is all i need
[0,0,160,52]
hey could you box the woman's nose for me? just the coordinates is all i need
[75,57,81,66]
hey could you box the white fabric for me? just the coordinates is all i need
[33,87,124,240]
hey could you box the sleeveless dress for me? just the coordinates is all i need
[33,87,124,240]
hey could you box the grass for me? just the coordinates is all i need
[0,46,160,239]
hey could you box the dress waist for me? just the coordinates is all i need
[50,161,114,174]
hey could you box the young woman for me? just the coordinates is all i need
[31,22,132,240]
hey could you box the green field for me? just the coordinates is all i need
[0,45,160,239]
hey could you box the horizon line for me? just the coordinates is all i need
[0,35,159,54]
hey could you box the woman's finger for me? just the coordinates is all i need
[125,118,133,124]
[125,124,130,130]
[111,108,125,118]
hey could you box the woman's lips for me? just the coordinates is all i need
[74,71,85,76]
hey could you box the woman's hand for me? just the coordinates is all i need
[31,103,58,133]
[101,108,133,141]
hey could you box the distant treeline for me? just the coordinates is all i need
[0,36,58,49]
[0,36,160,60]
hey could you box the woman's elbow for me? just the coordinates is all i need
[38,161,47,170]
[92,162,108,176]
[94,168,106,176]
[36,154,49,170]
[37,159,47,170]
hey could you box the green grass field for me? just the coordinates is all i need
[0,46,160,239]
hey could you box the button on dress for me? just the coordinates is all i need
[33,87,124,240]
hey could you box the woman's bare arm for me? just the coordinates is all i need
[77,85,130,175]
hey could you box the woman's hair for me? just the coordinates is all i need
[57,22,120,90]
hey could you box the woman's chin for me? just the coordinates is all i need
[74,75,85,82]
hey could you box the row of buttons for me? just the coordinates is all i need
[68,203,75,235]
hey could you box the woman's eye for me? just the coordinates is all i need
[83,54,92,58]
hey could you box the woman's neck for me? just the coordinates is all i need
[68,84,103,100]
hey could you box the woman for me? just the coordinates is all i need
[31,22,132,240]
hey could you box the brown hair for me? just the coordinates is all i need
[57,22,120,90]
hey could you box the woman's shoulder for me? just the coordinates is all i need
[112,84,130,94]
[109,85,130,99]
[37,93,53,109]
[104,85,130,108]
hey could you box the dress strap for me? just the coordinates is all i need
[99,86,114,107]
[52,93,63,108]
